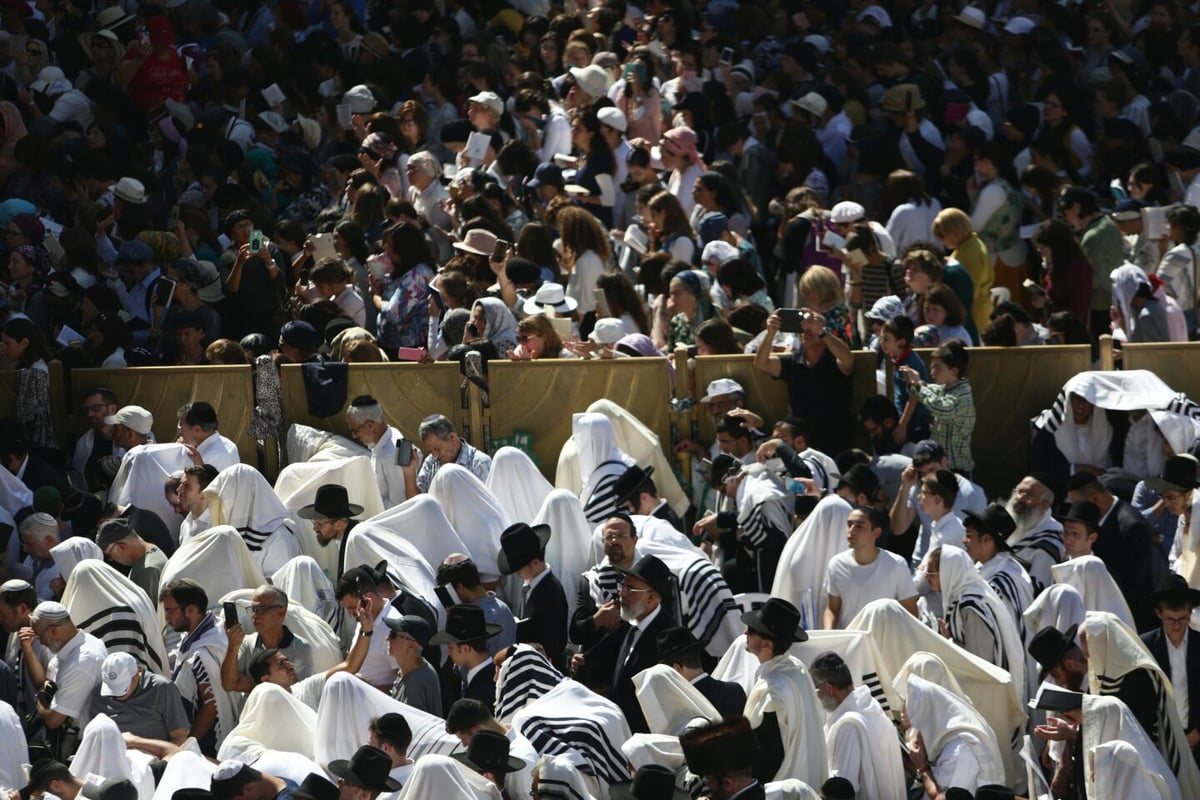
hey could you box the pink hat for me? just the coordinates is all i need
[658,127,705,169]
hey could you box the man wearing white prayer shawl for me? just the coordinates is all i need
[272,556,348,651]
[443,698,539,800]
[217,682,317,761]
[344,395,420,509]
[740,597,827,787]
[159,579,232,757]
[1081,610,1200,796]
[1004,474,1065,594]
[533,490,594,623]
[108,443,195,540]
[395,754,501,800]
[569,413,635,525]
[0,698,27,791]
[487,446,555,525]
[808,651,906,800]
[903,675,1006,796]
[1082,694,1183,800]
[963,503,1035,640]
[204,464,302,576]
[71,713,155,800]
[1024,584,1087,653]
[632,664,721,736]
[1090,739,1178,800]
[177,402,241,472]
[427,464,509,584]
[771,495,850,631]
[341,524,441,617]
[531,754,594,800]
[61,560,169,677]
[1053,555,1136,629]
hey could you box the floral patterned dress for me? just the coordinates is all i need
[376,264,435,351]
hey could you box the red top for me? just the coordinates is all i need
[123,45,189,112]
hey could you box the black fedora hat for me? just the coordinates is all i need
[612,464,655,508]
[614,554,673,598]
[328,745,401,792]
[963,503,1017,551]
[656,626,703,665]
[610,764,690,800]
[429,603,502,645]
[1146,454,1200,493]
[1055,501,1101,531]
[452,729,524,776]
[496,522,552,575]
[1028,624,1079,682]
[679,717,757,777]
[289,775,338,800]
[297,484,363,520]
[1148,573,1200,608]
[974,786,1017,800]
[741,597,807,644]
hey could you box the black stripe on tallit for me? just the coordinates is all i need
[519,717,629,785]
[495,655,563,722]
[676,559,737,645]
[533,778,586,800]
[238,527,271,551]
[948,594,1009,673]
[1098,671,1186,780]
[583,474,622,524]
[76,606,164,671]
[863,671,891,714]
[988,572,1028,640]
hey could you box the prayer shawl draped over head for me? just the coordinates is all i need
[273,454,383,576]
[556,399,688,518]
[0,700,26,792]
[570,413,635,524]
[903,675,1006,787]
[427,463,509,582]
[272,556,348,650]
[510,677,633,796]
[533,489,593,623]
[367,493,470,575]
[396,754,502,800]
[220,588,341,674]
[744,654,828,786]
[149,748,217,800]
[109,443,196,539]
[938,545,1027,705]
[632,527,742,658]
[847,599,1026,784]
[51,538,103,581]
[893,651,970,706]
[159,526,266,619]
[474,296,520,356]
[0,466,31,516]
[218,682,318,761]
[170,608,235,752]
[1052,556,1135,629]
[1023,584,1086,649]
[1083,694,1182,800]
[488,446,555,524]
[285,423,367,463]
[1111,263,1152,339]
[1125,410,1200,480]
[735,465,793,550]
[534,754,595,800]
[72,713,155,800]
[1083,610,1200,796]
[315,671,462,765]
[495,644,564,725]
[342,521,441,612]
[205,463,300,574]
[63,559,169,676]
[633,664,721,735]
[1091,739,1176,800]
[771,495,851,630]
[824,684,907,800]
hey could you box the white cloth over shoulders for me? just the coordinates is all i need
[159,526,266,617]
[1023,584,1087,646]
[71,713,155,800]
[62,559,169,676]
[534,754,595,800]
[1052,556,1135,629]
[428,464,509,582]
[903,675,1006,789]
[892,651,969,705]
[632,664,721,735]
[1083,694,1182,800]
[343,519,441,612]
[364,493,469,572]
[533,490,593,621]
[109,443,195,540]
[272,556,350,651]
[396,755,501,800]
[51,538,103,581]
[772,495,851,630]
[744,654,827,786]
[488,446,555,524]
[0,701,26,793]
[0,466,32,516]
[218,682,318,760]
[1091,739,1176,800]
[825,684,906,800]
[150,748,217,800]
[205,464,301,575]
[568,413,635,524]
[285,423,367,463]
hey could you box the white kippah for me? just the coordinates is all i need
[33,601,69,620]
[212,761,245,781]
[0,579,31,592]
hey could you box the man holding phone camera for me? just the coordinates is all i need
[220,585,313,694]
[345,395,419,509]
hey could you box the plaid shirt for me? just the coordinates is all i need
[918,378,975,472]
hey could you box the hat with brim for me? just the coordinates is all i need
[78,28,120,61]
[612,464,654,508]
[429,603,502,645]
[453,729,525,775]
[741,597,807,644]
[288,775,338,800]
[496,522,552,574]
[1146,454,1200,493]
[610,765,690,800]
[1148,573,1200,608]
[112,177,147,205]
[614,554,673,599]
[963,502,1017,551]
[1053,500,1101,531]
[523,282,577,316]
[1029,623,1079,683]
[297,484,363,520]
[327,747,401,793]
[656,625,704,665]
[453,228,498,257]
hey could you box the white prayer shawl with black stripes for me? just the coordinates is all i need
[494,644,564,725]
[745,654,828,786]
[205,463,301,575]
[62,560,169,676]
[634,536,742,658]
[272,556,350,650]
[1083,611,1200,797]
[533,755,594,800]
[169,612,237,752]
[572,412,635,524]
[510,678,634,795]
[1052,556,1135,629]
[1005,511,1064,595]
[979,553,1035,639]
[735,467,792,549]
[1034,370,1193,435]
[771,495,852,631]
[1082,695,1183,800]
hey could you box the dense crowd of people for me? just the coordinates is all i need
[6,0,1200,797]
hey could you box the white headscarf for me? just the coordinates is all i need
[1111,262,1149,338]
[771,495,851,630]
[1052,556,1135,629]
[473,296,520,356]
[570,413,635,524]
[62,559,169,676]
[50,538,102,581]
[1023,584,1087,648]
[396,755,501,800]
[533,490,592,621]
[488,446,555,524]
[427,464,509,582]
[903,675,1006,784]
[71,713,155,800]
[218,682,318,761]
[272,556,349,650]
[109,443,194,539]
[1090,739,1177,800]
[1083,695,1182,800]
[632,664,721,735]
[366,493,470,572]
[315,672,462,765]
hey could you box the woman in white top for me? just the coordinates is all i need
[306,258,366,327]
[1156,204,1200,331]
[657,126,705,216]
[885,170,942,255]
[557,206,612,315]
[648,190,698,264]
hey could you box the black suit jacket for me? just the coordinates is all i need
[1143,627,1200,737]
[694,674,748,720]
[1095,499,1155,629]
[651,500,684,533]
[580,608,674,734]
[518,571,569,668]
[463,661,497,711]
[20,454,67,494]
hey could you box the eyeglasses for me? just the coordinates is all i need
[1161,613,1192,625]
[250,604,282,615]
[618,583,652,594]
[387,631,417,642]
[603,532,631,542]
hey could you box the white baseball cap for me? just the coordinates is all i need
[1003,16,1035,35]
[100,652,140,697]
[597,106,627,133]
[103,405,154,435]
[467,91,503,117]
[701,378,744,403]
[589,318,625,345]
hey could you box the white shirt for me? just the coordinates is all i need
[625,604,663,660]
[908,476,986,566]
[669,163,703,216]
[504,727,538,800]
[355,602,398,688]
[931,737,982,794]
[825,549,916,628]
[196,433,241,472]
[368,426,417,509]
[1169,629,1190,725]
[47,629,108,722]
[566,249,606,315]
[928,513,967,554]
[179,508,211,543]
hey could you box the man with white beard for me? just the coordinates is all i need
[1005,473,1065,593]
[26,601,108,745]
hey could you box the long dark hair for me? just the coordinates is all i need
[384,221,433,275]
[1033,219,1087,268]
[597,272,650,334]
[335,220,370,264]
[3,317,48,368]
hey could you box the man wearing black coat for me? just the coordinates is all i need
[613,465,684,533]
[680,717,766,800]
[498,523,568,669]
[1141,575,1200,764]
[657,626,747,720]
[572,555,675,734]
[431,604,501,712]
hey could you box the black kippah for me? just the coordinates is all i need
[350,395,379,408]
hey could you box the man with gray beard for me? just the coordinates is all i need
[570,513,637,651]
[1004,473,1065,594]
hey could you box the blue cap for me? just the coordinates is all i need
[697,211,730,245]
[526,163,564,190]
[1111,197,1147,221]
[116,239,154,263]
[280,320,320,352]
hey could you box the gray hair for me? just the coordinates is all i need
[418,414,456,441]
[809,651,853,690]
[408,151,440,179]
[346,403,384,426]
[254,584,288,608]
[19,513,59,543]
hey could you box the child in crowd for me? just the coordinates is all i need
[898,338,975,476]
[880,316,930,446]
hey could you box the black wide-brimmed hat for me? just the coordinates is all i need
[297,484,363,520]
[496,522,552,575]
[657,626,704,665]
[963,503,1017,551]
[452,729,524,775]
[1055,500,1101,531]
[429,603,502,645]
[614,554,672,598]
[1148,573,1200,609]
[1146,454,1200,493]
[612,464,655,508]
[328,746,401,792]
[741,597,807,644]
[610,764,690,800]
[289,775,338,800]
[1028,624,1079,682]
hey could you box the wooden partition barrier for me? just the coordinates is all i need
[484,358,674,478]
[1118,341,1200,401]
[71,366,258,464]
[279,362,469,446]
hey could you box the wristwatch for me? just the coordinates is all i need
[360,629,374,637]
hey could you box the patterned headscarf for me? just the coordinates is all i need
[137,231,181,266]
[14,245,51,283]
